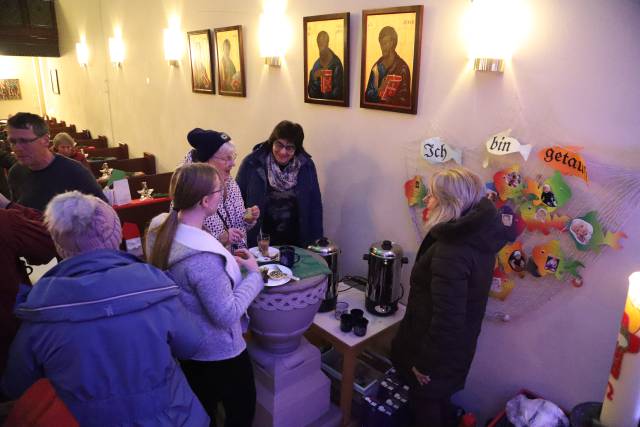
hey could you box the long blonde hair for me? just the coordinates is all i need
[147,163,220,269]
[425,167,485,230]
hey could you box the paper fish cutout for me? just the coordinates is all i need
[538,146,588,183]
[494,165,525,202]
[524,172,572,212]
[567,212,627,253]
[420,137,462,165]
[526,240,584,281]
[490,267,515,301]
[519,201,570,235]
[485,129,533,161]
[497,204,526,239]
[404,175,427,208]
[498,241,527,277]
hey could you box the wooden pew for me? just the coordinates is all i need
[76,136,108,149]
[126,172,172,197]
[85,143,129,160]
[50,125,91,140]
[90,152,156,178]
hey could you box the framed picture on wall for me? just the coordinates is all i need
[360,5,423,114]
[303,12,350,107]
[188,30,215,94]
[0,79,22,100]
[50,69,60,95]
[213,25,246,97]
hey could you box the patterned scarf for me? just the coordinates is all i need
[266,152,301,191]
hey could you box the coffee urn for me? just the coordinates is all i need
[363,240,408,316]
[308,237,340,312]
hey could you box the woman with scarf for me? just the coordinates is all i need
[182,128,260,250]
[236,120,323,248]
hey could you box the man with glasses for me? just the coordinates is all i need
[7,112,107,211]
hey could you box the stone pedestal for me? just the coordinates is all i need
[247,251,341,427]
[249,338,340,427]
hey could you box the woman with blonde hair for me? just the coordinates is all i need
[391,167,513,427]
[146,163,263,427]
[51,132,89,169]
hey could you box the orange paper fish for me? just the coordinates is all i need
[538,146,588,183]
[527,240,584,281]
[493,165,525,202]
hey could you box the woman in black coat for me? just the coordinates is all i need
[391,167,513,427]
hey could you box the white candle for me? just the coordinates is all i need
[600,272,640,427]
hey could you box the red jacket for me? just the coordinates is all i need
[0,203,56,375]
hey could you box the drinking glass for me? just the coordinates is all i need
[258,233,270,257]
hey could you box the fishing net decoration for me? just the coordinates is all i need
[401,132,640,321]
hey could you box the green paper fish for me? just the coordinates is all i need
[567,212,627,253]
[524,172,572,212]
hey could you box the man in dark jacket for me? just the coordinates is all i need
[391,168,515,427]
[236,121,323,248]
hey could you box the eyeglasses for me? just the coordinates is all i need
[213,153,237,163]
[8,135,45,145]
[274,140,296,153]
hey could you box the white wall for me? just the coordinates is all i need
[29,0,640,421]
[0,56,43,119]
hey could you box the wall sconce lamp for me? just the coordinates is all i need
[164,17,183,66]
[462,0,531,72]
[76,40,89,66]
[109,29,125,67]
[259,0,291,67]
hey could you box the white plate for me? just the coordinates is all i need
[259,264,294,287]
[249,246,280,263]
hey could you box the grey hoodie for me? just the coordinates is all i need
[147,225,263,361]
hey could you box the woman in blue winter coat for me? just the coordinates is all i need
[146,163,263,427]
[1,191,209,427]
[236,120,323,248]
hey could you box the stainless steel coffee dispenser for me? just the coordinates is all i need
[363,240,408,316]
[308,237,340,312]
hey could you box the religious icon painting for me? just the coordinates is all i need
[303,13,350,107]
[214,25,246,97]
[360,5,423,114]
[188,30,215,94]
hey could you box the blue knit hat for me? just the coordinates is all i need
[187,128,231,162]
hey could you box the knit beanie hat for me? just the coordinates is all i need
[187,128,231,162]
[44,191,122,259]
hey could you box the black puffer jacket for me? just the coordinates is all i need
[391,198,513,398]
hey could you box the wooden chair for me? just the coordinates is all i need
[85,143,129,160]
[90,152,156,178]
[126,172,173,197]
[76,136,108,149]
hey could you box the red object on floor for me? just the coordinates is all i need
[4,379,78,427]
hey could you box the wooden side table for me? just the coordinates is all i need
[308,286,406,426]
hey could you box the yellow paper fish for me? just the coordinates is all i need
[404,175,427,207]
[498,241,527,278]
[520,202,570,235]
